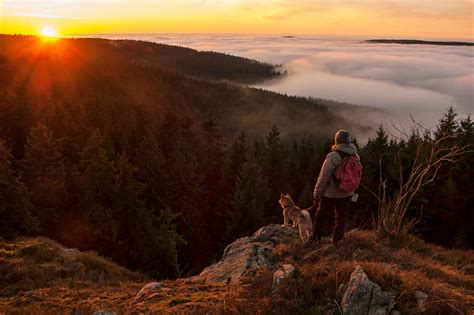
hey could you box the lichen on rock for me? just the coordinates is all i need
[342,265,395,315]
[191,224,298,285]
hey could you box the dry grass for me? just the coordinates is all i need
[0,237,143,296]
[0,237,146,314]
[1,232,473,314]
[217,230,474,314]
[0,237,237,314]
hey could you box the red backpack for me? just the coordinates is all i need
[333,151,363,192]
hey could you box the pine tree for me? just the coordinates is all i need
[44,98,85,160]
[459,115,473,144]
[201,117,228,209]
[287,137,320,199]
[22,123,66,232]
[136,133,169,209]
[0,85,33,160]
[200,117,229,253]
[262,125,288,220]
[223,154,269,243]
[113,155,185,277]
[158,112,179,157]
[453,115,474,247]
[159,119,208,268]
[362,125,398,181]
[226,132,248,188]
[150,208,186,277]
[358,126,397,227]
[434,106,458,139]
[0,139,39,238]
[79,130,119,252]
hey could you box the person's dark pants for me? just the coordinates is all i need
[313,196,351,244]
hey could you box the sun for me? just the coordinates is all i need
[40,26,58,38]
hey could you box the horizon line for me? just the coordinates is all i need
[1,31,473,42]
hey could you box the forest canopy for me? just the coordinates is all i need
[1,35,471,278]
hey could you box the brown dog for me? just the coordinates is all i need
[279,193,313,242]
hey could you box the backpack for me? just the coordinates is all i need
[333,150,363,192]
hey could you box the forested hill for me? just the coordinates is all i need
[105,38,283,83]
[365,39,474,46]
[0,34,372,146]
[59,35,281,83]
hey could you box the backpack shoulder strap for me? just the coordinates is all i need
[332,150,349,184]
[335,150,351,159]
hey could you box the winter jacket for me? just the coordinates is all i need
[313,143,359,199]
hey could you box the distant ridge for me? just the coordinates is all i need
[366,39,474,46]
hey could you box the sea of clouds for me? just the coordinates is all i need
[100,34,473,131]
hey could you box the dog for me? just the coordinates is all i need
[278,193,313,242]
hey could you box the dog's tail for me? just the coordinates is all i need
[302,205,314,213]
[300,210,312,223]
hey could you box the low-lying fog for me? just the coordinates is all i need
[103,34,473,133]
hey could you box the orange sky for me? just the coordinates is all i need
[1,0,473,39]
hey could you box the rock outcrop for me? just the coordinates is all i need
[135,282,163,302]
[191,224,298,284]
[342,265,395,315]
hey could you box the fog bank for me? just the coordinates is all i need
[99,34,474,133]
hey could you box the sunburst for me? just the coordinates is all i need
[40,26,58,38]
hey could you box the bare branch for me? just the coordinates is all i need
[377,121,467,238]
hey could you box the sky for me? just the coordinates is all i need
[1,0,473,39]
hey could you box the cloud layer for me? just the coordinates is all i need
[148,35,474,130]
[103,34,473,131]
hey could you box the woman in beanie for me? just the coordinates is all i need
[311,130,359,246]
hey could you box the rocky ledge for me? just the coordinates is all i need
[190,224,297,284]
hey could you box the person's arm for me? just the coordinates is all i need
[313,153,338,198]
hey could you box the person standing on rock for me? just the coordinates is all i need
[311,130,362,246]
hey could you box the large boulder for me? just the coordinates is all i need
[192,224,298,285]
[342,265,395,315]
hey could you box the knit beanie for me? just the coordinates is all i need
[334,130,351,144]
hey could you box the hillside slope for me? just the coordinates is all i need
[0,237,145,313]
[102,38,283,83]
[0,34,373,144]
[1,227,472,314]
[0,34,280,83]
